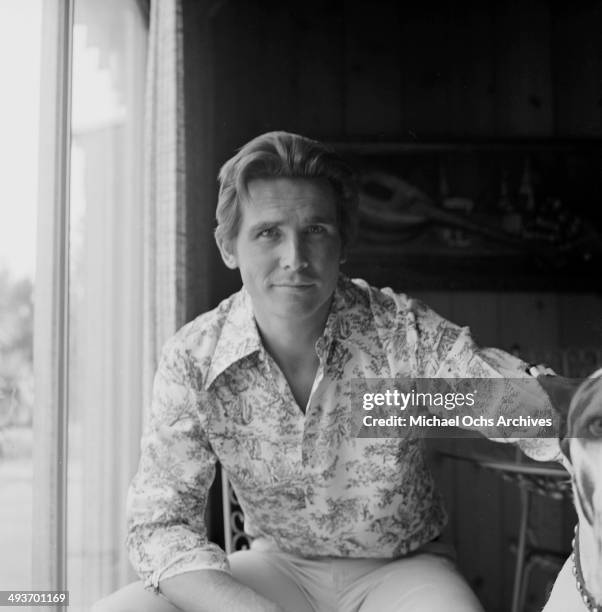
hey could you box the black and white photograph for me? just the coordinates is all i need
[1,1,601,611]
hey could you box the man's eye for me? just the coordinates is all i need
[587,416,602,438]
[306,225,326,234]
[258,228,278,238]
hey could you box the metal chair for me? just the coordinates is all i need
[221,469,252,554]
[475,456,571,612]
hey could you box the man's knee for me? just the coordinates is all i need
[359,554,484,612]
[89,581,177,612]
[90,596,122,612]
[90,593,136,612]
[90,599,112,612]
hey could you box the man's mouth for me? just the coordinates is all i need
[272,280,316,289]
[274,283,314,288]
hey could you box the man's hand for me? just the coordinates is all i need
[160,570,285,612]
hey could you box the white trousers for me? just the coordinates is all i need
[91,540,485,612]
[229,539,484,612]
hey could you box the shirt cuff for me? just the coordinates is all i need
[143,548,231,593]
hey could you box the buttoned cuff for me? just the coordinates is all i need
[144,549,232,594]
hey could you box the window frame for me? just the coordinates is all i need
[33,0,73,603]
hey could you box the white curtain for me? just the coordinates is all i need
[64,0,153,606]
[34,0,212,607]
[143,0,188,415]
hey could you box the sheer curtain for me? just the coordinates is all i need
[68,0,214,605]
[143,0,188,411]
[66,1,149,608]
[143,0,220,397]
[35,1,217,608]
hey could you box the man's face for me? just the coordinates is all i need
[218,177,342,326]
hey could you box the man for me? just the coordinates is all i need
[94,131,561,612]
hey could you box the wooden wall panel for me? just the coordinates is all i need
[552,2,602,136]
[397,3,454,137]
[345,0,401,136]
[211,0,602,149]
[230,4,297,135]
[397,2,497,138]
[449,292,500,346]
[292,0,346,138]
[344,0,402,135]
[445,3,496,137]
[497,293,560,352]
[212,3,260,157]
[493,0,554,136]
[558,293,602,349]
[212,1,297,157]
[183,1,219,319]
[410,290,453,319]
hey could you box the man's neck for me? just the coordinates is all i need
[254,300,332,366]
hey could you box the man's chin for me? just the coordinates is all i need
[250,284,335,323]
[267,294,327,320]
[273,301,319,319]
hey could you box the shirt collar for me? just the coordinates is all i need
[315,275,347,354]
[204,288,263,390]
[204,275,350,390]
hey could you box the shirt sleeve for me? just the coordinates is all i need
[126,337,230,593]
[409,299,562,462]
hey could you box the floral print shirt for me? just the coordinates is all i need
[126,275,559,591]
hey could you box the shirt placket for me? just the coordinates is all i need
[258,351,307,491]
[301,336,332,508]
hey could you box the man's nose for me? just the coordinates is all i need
[280,235,308,271]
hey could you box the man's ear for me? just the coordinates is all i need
[215,233,238,270]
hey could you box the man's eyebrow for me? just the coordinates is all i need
[305,215,337,224]
[247,220,279,234]
[247,215,337,233]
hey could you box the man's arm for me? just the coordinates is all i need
[126,338,225,587]
[159,571,284,612]
[126,338,282,609]
[404,297,565,460]
[436,338,564,461]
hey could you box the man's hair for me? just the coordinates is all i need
[215,131,358,246]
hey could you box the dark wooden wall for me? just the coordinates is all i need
[210,0,602,145]
[206,0,602,304]
[183,1,602,610]
[416,291,600,611]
